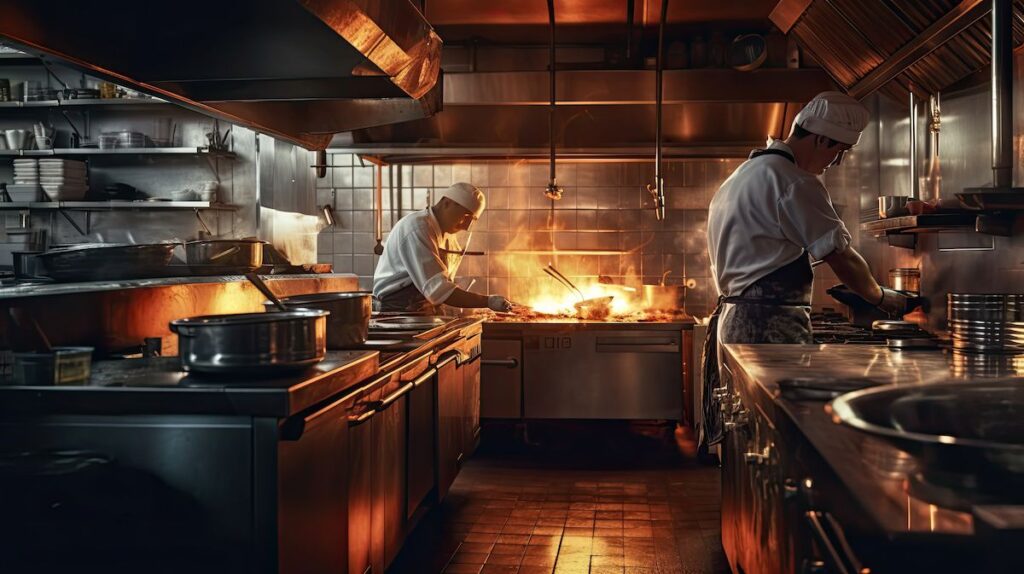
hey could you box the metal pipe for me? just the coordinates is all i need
[909,91,918,199]
[625,0,635,61]
[374,161,384,255]
[992,0,1013,188]
[649,0,668,220]
[544,0,563,200]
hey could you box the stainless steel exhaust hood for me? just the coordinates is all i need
[0,0,442,149]
[334,68,836,160]
[770,0,1024,101]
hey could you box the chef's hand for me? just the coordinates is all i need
[877,287,924,317]
[487,295,515,313]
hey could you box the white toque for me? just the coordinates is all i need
[791,91,871,146]
[436,182,486,219]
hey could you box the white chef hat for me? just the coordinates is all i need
[436,182,486,219]
[792,91,871,146]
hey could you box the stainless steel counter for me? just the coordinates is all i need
[0,350,379,417]
[718,343,1024,573]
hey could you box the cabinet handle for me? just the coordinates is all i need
[348,408,376,427]
[411,367,436,388]
[805,511,866,574]
[436,350,462,369]
[481,357,518,369]
[378,381,415,409]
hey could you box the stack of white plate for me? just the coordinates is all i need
[38,159,89,200]
[9,158,42,201]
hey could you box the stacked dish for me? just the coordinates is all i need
[9,159,42,201]
[947,293,1024,353]
[39,159,88,200]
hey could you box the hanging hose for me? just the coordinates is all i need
[646,0,668,220]
[544,0,563,201]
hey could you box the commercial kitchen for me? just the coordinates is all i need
[0,1,1022,573]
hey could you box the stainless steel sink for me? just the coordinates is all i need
[830,379,1024,502]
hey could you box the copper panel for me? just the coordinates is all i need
[0,276,359,356]
[426,0,777,26]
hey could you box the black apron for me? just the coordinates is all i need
[699,147,814,448]
[377,283,441,314]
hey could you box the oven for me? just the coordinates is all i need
[482,320,691,421]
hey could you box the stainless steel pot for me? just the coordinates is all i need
[12,251,43,279]
[263,292,370,348]
[878,195,910,218]
[169,309,328,375]
[185,239,265,271]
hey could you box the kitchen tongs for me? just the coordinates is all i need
[544,263,585,301]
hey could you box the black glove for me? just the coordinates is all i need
[877,287,924,317]
[826,284,872,309]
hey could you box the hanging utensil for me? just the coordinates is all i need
[645,0,669,221]
[245,272,288,312]
[544,0,563,201]
[544,263,584,301]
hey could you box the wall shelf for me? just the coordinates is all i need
[861,213,1016,249]
[0,201,235,211]
[0,98,168,109]
[0,147,234,158]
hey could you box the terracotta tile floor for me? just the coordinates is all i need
[390,422,728,574]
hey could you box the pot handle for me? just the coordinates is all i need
[209,246,241,261]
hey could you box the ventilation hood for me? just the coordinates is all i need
[0,0,442,149]
[771,0,1024,101]
[332,67,836,161]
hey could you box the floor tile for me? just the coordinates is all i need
[390,423,728,574]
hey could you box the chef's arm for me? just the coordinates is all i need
[443,288,490,309]
[823,247,883,304]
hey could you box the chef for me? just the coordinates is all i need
[700,91,918,445]
[373,182,515,314]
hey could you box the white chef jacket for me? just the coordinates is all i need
[707,140,851,297]
[372,208,463,305]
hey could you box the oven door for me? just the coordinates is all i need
[523,328,682,420]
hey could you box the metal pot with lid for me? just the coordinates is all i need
[169,309,328,376]
[263,292,371,348]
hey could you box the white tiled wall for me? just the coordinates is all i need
[319,154,745,317]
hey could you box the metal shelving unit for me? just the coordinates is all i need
[0,147,235,158]
[0,98,168,109]
[0,201,235,211]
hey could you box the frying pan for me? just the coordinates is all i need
[543,263,615,318]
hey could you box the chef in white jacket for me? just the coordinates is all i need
[700,91,919,446]
[373,182,515,314]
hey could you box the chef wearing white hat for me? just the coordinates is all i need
[373,182,516,314]
[699,92,918,445]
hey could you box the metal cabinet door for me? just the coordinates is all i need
[278,395,351,574]
[462,343,481,456]
[435,350,463,501]
[406,368,437,519]
[378,374,412,568]
[347,384,382,574]
[480,338,521,418]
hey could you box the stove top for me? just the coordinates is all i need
[812,310,939,348]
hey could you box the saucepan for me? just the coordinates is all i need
[184,238,265,272]
[878,195,910,219]
[263,291,371,348]
[169,309,328,376]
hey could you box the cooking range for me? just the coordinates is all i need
[482,311,695,422]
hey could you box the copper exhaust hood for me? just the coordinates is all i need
[0,0,443,150]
